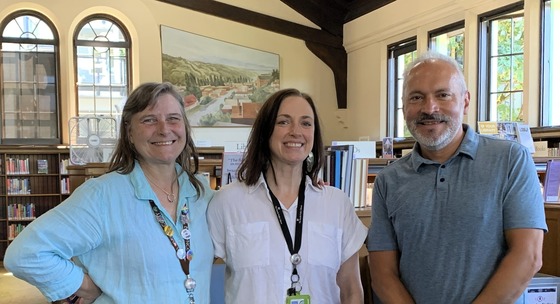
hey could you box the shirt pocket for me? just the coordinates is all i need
[227,221,270,269]
[307,222,341,270]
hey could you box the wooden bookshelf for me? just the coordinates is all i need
[0,146,70,260]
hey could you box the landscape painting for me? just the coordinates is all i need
[160,25,280,127]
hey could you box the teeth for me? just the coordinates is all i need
[285,143,303,147]
[153,141,173,146]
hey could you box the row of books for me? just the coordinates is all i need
[61,177,71,194]
[5,158,30,174]
[8,223,28,240]
[7,203,36,220]
[323,141,376,208]
[6,178,31,195]
[3,158,71,175]
[477,121,535,153]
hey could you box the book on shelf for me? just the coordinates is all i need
[382,137,394,159]
[329,141,376,208]
[37,159,48,174]
[477,121,499,135]
[477,121,535,153]
[325,145,354,196]
[543,159,560,203]
[533,141,549,157]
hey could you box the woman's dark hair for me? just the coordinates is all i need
[237,88,324,186]
[108,82,203,197]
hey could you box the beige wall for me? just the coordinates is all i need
[0,0,544,146]
[0,0,342,146]
[345,0,542,141]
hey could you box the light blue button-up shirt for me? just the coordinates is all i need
[5,162,214,303]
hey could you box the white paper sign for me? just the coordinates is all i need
[224,141,247,153]
[221,152,244,186]
[524,286,557,304]
[331,141,376,159]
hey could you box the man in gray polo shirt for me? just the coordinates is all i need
[367,51,547,303]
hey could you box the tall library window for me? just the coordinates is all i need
[428,21,465,70]
[478,3,524,122]
[0,12,60,144]
[542,0,560,126]
[387,38,417,138]
[74,16,130,118]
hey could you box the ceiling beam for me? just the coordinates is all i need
[157,0,341,47]
[345,0,396,22]
[157,0,348,108]
[280,0,344,37]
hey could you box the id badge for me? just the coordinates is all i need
[286,293,311,304]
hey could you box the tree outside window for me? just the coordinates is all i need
[479,5,524,123]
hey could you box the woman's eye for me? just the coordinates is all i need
[142,118,157,124]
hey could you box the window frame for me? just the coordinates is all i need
[540,0,560,126]
[478,1,525,123]
[0,10,61,145]
[73,14,131,118]
[428,20,465,70]
[387,38,416,138]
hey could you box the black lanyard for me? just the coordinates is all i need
[264,173,306,295]
[149,200,191,275]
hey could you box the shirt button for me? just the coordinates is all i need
[440,178,445,182]
[441,165,446,168]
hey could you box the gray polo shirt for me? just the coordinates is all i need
[367,124,547,303]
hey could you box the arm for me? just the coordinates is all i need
[369,250,415,304]
[336,251,364,304]
[473,228,543,304]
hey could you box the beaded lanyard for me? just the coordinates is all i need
[149,200,196,304]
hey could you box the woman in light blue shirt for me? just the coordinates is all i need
[4,82,214,303]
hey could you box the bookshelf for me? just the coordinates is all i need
[0,146,70,260]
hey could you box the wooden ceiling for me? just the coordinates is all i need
[157,0,396,109]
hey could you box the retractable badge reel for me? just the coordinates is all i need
[285,254,311,304]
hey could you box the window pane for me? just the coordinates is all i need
[543,0,560,126]
[1,13,59,143]
[387,40,416,137]
[75,17,129,118]
[429,24,465,69]
[482,8,524,122]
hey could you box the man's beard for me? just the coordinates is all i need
[407,113,461,151]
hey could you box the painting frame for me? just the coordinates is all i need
[160,25,280,127]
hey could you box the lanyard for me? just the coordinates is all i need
[264,174,306,296]
[149,200,196,303]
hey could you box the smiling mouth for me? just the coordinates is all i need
[285,143,304,147]
[152,140,175,146]
[418,120,445,125]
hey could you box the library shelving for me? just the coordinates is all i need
[0,146,70,260]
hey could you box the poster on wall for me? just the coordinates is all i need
[160,25,280,127]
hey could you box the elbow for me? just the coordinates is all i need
[3,244,22,275]
[531,254,543,275]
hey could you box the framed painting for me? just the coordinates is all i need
[160,25,280,127]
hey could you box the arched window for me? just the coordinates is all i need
[74,15,130,117]
[0,11,60,144]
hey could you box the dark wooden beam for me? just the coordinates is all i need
[280,0,344,37]
[305,41,347,109]
[345,0,396,22]
[157,0,348,109]
[157,0,341,47]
